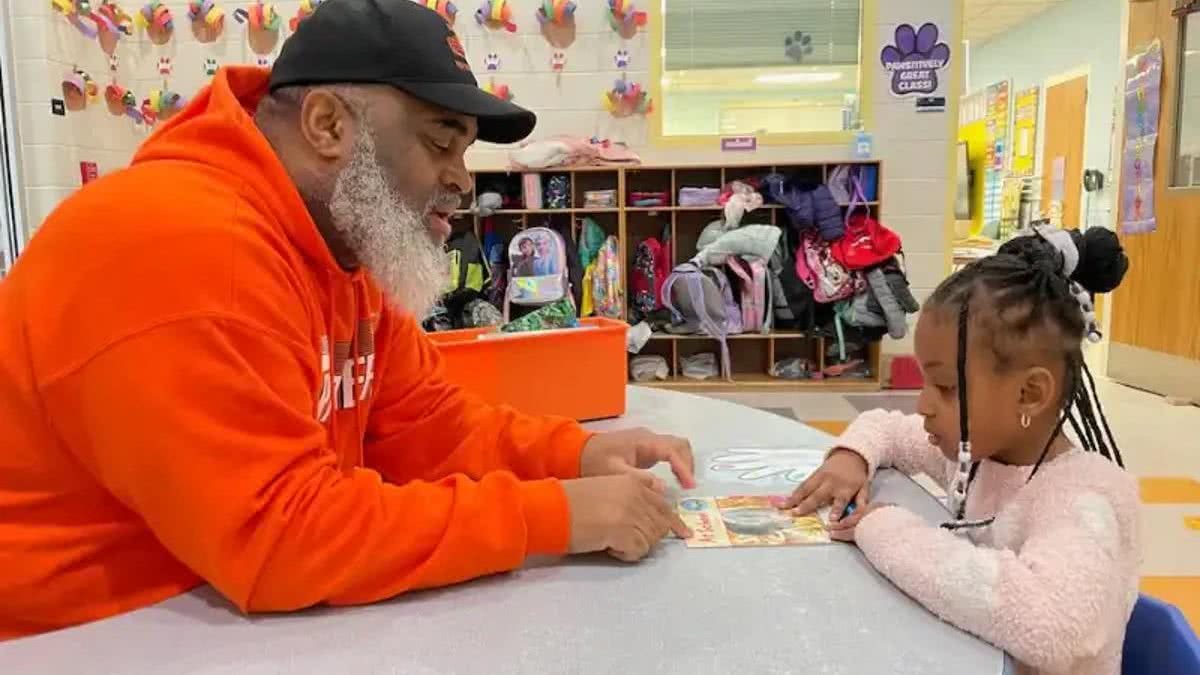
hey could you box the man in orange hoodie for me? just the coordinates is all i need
[0,0,696,639]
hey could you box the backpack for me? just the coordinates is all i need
[827,164,878,205]
[551,221,585,311]
[591,235,624,319]
[725,256,771,334]
[795,230,864,303]
[831,212,902,271]
[482,218,508,308]
[828,164,881,237]
[505,226,572,320]
[446,230,489,293]
[769,228,817,330]
[631,237,670,322]
[579,218,607,268]
[662,261,742,380]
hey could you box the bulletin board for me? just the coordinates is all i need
[981,80,1011,238]
[1011,86,1039,178]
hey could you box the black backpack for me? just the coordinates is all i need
[769,226,817,330]
[446,230,489,293]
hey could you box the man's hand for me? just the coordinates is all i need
[561,472,691,562]
[783,448,869,522]
[579,428,696,490]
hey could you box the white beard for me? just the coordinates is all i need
[327,128,450,319]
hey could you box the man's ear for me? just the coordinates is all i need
[297,89,355,161]
[1019,366,1059,419]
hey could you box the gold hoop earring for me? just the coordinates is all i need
[1020,413,1031,429]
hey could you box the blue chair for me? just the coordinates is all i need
[1122,594,1200,675]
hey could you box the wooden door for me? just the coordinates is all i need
[1040,75,1088,227]
[1109,0,1200,400]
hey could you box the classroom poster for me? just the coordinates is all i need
[879,22,952,99]
[982,81,1012,236]
[1012,87,1040,177]
[1120,40,1163,235]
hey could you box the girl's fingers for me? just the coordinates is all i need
[829,527,855,543]
[829,494,848,523]
[790,482,832,516]
[855,484,870,509]
[784,473,821,509]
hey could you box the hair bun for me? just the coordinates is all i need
[997,234,1060,273]
[1069,228,1128,294]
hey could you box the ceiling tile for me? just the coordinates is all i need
[965,0,1065,45]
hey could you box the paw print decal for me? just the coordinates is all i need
[256,56,272,68]
[614,49,630,69]
[108,54,120,72]
[880,23,950,96]
[157,57,173,77]
[204,58,219,76]
[551,51,565,71]
[484,53,501,72]
[784,31,812,63]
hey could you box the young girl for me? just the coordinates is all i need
[787,227,1139,675]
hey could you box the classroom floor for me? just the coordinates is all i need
[702,377,1200,631]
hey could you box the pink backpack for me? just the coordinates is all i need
[726,256,772,334]
[794,230,863,303]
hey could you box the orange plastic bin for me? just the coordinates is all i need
[427,317,628,421]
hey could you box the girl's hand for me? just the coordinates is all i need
[828,502,894,542]
[783,449,869,522]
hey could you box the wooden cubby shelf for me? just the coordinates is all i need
[454,160,886,392]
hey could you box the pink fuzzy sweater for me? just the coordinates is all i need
[838,410,1140,675]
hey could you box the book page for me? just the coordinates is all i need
[678,496,831,548]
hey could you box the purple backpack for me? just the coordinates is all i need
[663,261,743,379]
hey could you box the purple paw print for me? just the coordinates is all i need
[484,53,501,72]
[880,23,950,96]
[614,49,629,69]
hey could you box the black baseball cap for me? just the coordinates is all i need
[269,0,536,144]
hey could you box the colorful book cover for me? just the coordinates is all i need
[677,496,831,548]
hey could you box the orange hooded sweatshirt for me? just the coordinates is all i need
[0,67,589,640]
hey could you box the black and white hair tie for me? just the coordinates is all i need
[1024,225,1103,343]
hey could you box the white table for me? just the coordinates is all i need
[1,387,1010,674]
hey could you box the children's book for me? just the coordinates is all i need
[677,496,831,548]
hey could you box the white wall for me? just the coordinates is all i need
[6,1,308,239]
[969,0,1124,229]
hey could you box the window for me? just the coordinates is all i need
[1175,11,1200,186]
[658,0,863,138]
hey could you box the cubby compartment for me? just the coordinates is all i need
[729,340,770,379]
[723,165,775,186]
[674,168,723,209]
[473,171,523,210]
[624,168,673,208]
[676,338,724,382]
[624,210,671,257]
[767,164,825,186]
[769,336,822,381]
[628,339,675,384]
[483,214,528,244]
[578,211,620,239]
[573,169,621,211]
[673,210,716,264]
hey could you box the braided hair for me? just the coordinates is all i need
[927,227,1129,531]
